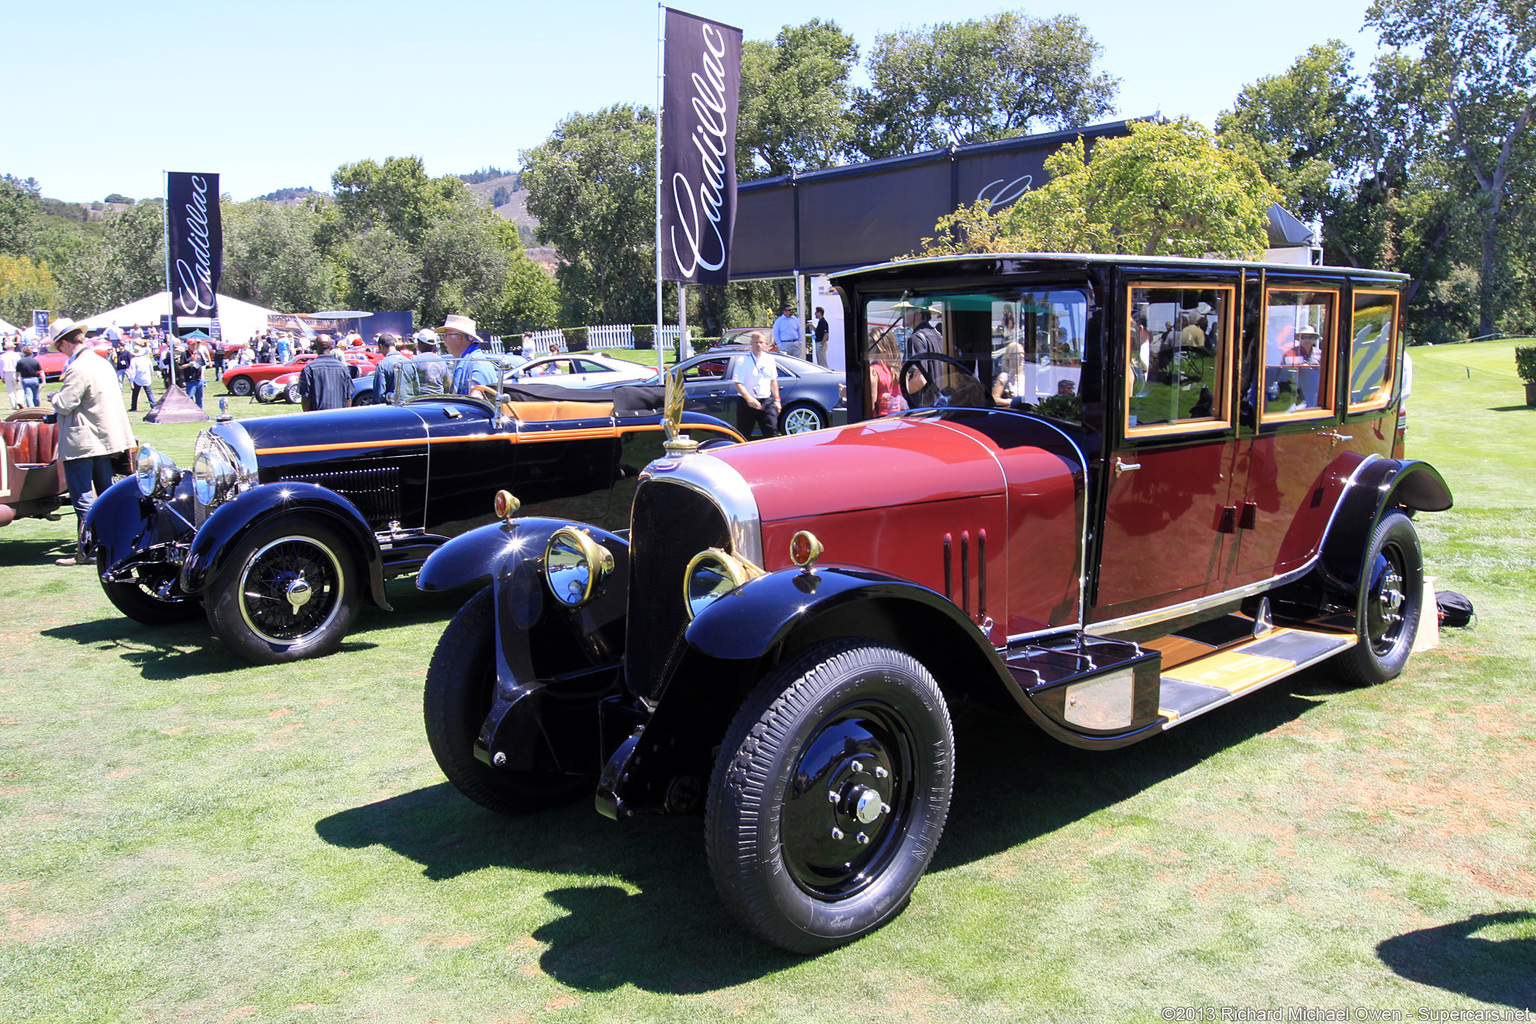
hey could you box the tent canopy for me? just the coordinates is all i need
[0,317,18,334]
[77,292,281,345]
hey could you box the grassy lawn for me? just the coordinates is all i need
[1,347,1531,1023]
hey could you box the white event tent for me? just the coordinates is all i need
[0,317,18,334]
[77,293,281,346]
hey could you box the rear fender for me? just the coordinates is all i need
[180,483,388,608]
[1318,459,1451,593]
[85,475,197,572]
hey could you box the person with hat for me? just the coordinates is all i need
[772,303,804,360]
[1281,324,1324,367]
[46,319,134,566]
[438,315,497,397]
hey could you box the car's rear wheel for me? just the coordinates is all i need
[228,375,254,397]
[205,514,360,664]
[351,389,376,407]
[96,551,203,625]
[284,381,302,404]
[423,586,592,815]
[254,381,277,403]
[780,402,828,434]
[1338,510,1423,686]
[706,640,954,953]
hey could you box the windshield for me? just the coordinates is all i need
[391,353,509,405]
[864,286,1089,420]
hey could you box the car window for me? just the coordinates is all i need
[1349,290,1397,411]
[1125,284,1231,435]
[1262,288,1337,419]
[573,359,604,373]
[684,359,728,382]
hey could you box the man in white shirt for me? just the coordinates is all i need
[772,304,803,360]
[731,331,780,438]
[0,339,20,409]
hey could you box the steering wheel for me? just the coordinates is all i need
[469,384,499,403]
[898,353,985,409]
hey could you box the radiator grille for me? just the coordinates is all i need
[277,466,401,527]
[627,479,731,702]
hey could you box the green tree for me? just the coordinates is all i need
[222,197,339,312]
[737,20,859,178]
[0,175,42,258]
[478,250,562,336]
[491,185,511,207]
[853,11,1118,159]
[56,200,166,316]
[918,119,1278,259]
[1368,0,1536,337]
[0,255,57,328]
[521,104,657,324]
[330,156,465,244]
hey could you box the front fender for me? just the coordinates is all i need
[85,475,196,571]
[180,482,388,608]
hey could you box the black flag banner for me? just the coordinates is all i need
[659,8,742,285]
[166,172,223,319]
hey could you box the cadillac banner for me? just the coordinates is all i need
[659,8,741,285]
[166,171,223,320]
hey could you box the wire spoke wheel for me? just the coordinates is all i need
[237,535,344,644]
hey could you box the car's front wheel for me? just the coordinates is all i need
[779,402,828,434]
[228,375,254,397]
[423,586,592,815]
[705,640,954,953]
[205,514,360,664]
[284,381,302,404]
[254,381,277,403]
[1338,510,1423,686]
[96,551,203,625]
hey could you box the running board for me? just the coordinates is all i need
[1144,627,1357,730]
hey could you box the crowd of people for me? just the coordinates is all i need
[0,323,225,413]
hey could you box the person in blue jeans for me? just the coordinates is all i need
[178,341,208,407]
[16,345,43,406]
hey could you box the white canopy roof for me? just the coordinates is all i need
[78,292,282,345]
[0,317,18,334]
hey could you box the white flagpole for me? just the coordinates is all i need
[162,170,173,337]
[654,3,666,376]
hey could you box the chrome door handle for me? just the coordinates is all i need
[1321,430,1353,443]
[1114,458,1141,476]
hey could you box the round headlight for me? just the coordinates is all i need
[684,548,757,621]
[544,527,615,608]
[192,449,235,506]
[134,446,178,498]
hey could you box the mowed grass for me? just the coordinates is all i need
[1,348,1532,1023]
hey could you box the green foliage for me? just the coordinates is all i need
[632,324,654,349]
[1514,344,1536,382]
[103,193,133,205]
[852,11,1117,159]
[221,198,339,312]
[561,326,588,351]
[330,156,467,245]
[490,185,511,207]
[454,166,512,185]
[0,174,42,258]
[0,254,57,327]
[474,249,560,336]
[54,200,166,316]
[919,119,1278,259]
[521,104,656,325]
[737,20,859,179]
[254,186,317,202]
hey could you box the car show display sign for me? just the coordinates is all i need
[658,8,741,285]
[166,171,224,321]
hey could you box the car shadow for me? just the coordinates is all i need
[1488,405,1534,413]
[1376,911,1535,1011]
[39,617,378,678]
[314,666,1342,991]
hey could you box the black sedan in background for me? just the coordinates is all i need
[613,348,847,433]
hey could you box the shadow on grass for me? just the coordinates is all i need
[1377,911,1535,1011]
[314,783,798,991]
[41,616,378,678]
[1488,405,1535,413]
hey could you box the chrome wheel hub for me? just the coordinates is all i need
[285,577,313,612]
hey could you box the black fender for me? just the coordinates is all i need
[84,475,196,575]
[427,517,631,776]
[179,482,390,609]
[1318,458,1452,596]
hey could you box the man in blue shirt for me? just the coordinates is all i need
[772,303,803,360]
[440,315,498,397]
[371,334,404,403]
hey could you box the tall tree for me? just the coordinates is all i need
[1368,0,1536,337]
[917,119,1278,260]
[0,175,42,258]
[222,197,339,312]
[0,255,57,327]
[330,156,465,244]
[853,11,1117,159]
[521,104,657,325]
[737,20,859,179]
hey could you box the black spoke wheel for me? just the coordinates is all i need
[228,375,254,397]
[205,514,360,664]
[96,551,203,625]
[706,640,954,953]
[1338,510,1423,686]
[423,586,591,815]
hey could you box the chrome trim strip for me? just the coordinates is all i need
[1092,453,1382,636]
[1003,625,1079,647]
[639,453,763,566]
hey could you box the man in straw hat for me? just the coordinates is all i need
[437,315,498,397]
[46,319,134,566]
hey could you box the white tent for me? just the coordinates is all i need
[0,317,18,334]
[77,292,282,346]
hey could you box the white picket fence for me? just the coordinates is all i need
[492,324,689,356]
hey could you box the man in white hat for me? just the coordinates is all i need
[47,319,134,566]
[438,315,497,397]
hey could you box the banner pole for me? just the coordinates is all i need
[161,170,172,337]
[654,2,666,376]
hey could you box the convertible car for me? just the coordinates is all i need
[416,253,1451,952]
[82,361,742,663]
[0,408,68,527]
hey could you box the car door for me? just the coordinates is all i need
[1092,278,1240,623]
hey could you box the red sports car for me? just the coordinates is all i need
[222,351,377,397]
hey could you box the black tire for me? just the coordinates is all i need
[96,551,202,625]
[423,586,591,815]
[228,375,254,397]
[351,389,376,407]
[284,381,302,404]
[204,514,361,664]
[705,640,954,953]
[254,381,277,403]
[779,402,828,434]
[1338,510,1423,686]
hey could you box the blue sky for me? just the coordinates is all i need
[7,0,1386,204]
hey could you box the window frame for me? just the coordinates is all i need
[1347,288,1399,414]
[1122,280,1236,440]
[1258,285,1340,425]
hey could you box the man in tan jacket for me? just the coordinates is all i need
[47,320,134,566]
